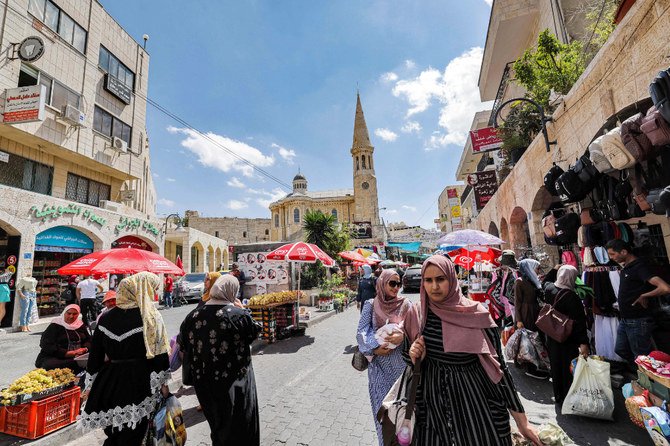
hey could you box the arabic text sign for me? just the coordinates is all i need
[467,171,499,210]
[470,127,503,153]
[4,85,46,123]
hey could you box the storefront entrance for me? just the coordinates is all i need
[0,226,20,328]
[34,226,93,316]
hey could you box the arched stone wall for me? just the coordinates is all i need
[509,207,532,255]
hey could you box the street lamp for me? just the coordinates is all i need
[492,97,556,153]
[163,213,186,235]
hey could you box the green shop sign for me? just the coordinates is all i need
[115,216,161,237]
[29,203,107,227]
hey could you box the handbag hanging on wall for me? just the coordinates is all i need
[535,289,574,343]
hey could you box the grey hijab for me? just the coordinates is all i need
[208,275,239,304]
[518,258,542,289]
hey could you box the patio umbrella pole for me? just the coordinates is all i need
[296,262,300,327]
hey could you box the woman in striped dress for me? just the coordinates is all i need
[405,255,541,446]
[357,269,415,446]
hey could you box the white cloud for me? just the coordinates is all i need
[484,0,493,5]
[271,143,297,164]
[374,128,398,142]
[250,188,287,208]
[405,60,417,70]
[152,172,160,178]
[402,205,417,212]
[389,47,492,149]
[384,209,399,215]
[157,198,175,207]
[381,72,399,82]
[166,177,176,182]
[227,177,246,188]
[226,199,249,210]
[167,126,275,177]
[401,121,422,134]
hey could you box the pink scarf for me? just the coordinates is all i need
[372,269,411,328]
[405,255,503,384]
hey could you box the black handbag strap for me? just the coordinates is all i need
[404,360,422,421]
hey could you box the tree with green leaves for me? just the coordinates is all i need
[302,209,349,258]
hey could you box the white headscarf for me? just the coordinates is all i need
[52,304,84,331]
[208,275,239,304]
[555,265,578,291]
[518,258,542,289]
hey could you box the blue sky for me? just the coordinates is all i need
[103,1,494,228]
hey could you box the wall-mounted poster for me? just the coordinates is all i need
[352,221,372,239]
[237,252,289,286]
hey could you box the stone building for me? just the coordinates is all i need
[269,93,384,246]
[0,0,163,327]
[469,0,670,259]
[437,185,465,232]
[184,210,271,246]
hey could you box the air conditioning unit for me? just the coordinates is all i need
[111,136,128,153]
[60,104,85,126]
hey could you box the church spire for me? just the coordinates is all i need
[352,92,372,149]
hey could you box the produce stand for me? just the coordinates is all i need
[248,300,300,344]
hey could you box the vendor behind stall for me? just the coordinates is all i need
[35,304,90,372]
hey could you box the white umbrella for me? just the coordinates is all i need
[436,229,504,247]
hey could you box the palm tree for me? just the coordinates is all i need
[302,210,348,258]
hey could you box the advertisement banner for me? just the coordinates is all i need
[447,188,459,199]
[452,217,463,230]
[3,85,46,123]
[351,221,372,239]
[237,252,289,286]
[450,205,462,218]
[469,127,503,153]
[467,171,499,210]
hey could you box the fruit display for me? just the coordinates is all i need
[247,291,305,307]
[1,368,76,405]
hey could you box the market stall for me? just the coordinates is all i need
[247,291,305,343]
[625,352,670,442]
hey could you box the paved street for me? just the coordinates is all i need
[0,295,650,445]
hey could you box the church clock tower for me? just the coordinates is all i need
[351,93,381,240]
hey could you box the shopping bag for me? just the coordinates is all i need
[377,361,421,446]
[169,335,182,373]
[527,330,550,371]
[504,328,524,361]
[562,356,614,420]
[516,329,542,368]
[501,325,515,347]
[29,300,39,325]
[151,394,187,446]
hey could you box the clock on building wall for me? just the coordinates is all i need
[361,181,369,190]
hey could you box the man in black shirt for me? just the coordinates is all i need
[606,240,670,367]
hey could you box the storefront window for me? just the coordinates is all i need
[0,152,52,195]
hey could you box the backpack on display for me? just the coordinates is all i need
[621,113,654,161]
[589,135,614,173]
[556,157,598,204]
[601,127,636,170]
[542,208,566,245]
[554,212,580,245]
[650,69,670,124]
[544,164,565,196]
[640,106,670,146]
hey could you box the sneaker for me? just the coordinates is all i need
[525,370,549,380]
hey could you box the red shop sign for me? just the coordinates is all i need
[470,127,503,153]
[112,236,153,251]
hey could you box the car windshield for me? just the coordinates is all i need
[182,273,206,283]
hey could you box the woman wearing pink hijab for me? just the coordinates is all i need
[405,255,541,446]
[356,268,415,446]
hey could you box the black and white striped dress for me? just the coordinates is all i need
[403,309,525,446]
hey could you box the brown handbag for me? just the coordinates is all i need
[641,106,670,146]
[535,289,574,343]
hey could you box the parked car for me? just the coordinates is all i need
[176,273,207,302]
[402,265,422,293]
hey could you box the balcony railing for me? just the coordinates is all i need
[488,62,514,126]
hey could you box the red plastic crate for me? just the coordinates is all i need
[0,386,81,439]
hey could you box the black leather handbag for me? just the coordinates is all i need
[351,346,369,372]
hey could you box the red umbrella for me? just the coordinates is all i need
[266,242,336,267]
[339,250,378,265]
[175,255,183,270]
[57,248,185,276]
[447,247,501,270]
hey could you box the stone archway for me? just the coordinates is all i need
[191,242,205,273]
[207,245,215,272]
[500,218,509,246]
[509,207,532,255]
[215,247,222,271]
[488,221,499,238]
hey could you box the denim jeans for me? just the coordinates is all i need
[163,291,173,307]
[615,317,655,365]
[19,292,35,326]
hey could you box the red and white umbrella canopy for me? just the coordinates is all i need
[57,248,185,276]
[266,242,336,267]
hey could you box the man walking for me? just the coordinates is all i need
[231,263,246,299]
[76,274,103,327]
[606,240,670,368]
[163,274,174,308]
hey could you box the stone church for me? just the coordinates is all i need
[269,94,383,245]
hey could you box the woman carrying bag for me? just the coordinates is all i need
[356,269,415,446]
[540,265,590,405]
[404,255,541,446]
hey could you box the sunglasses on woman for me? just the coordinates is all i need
[388,281,402,288]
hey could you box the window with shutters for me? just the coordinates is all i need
[65,173,110,207]
[0,152,52,195]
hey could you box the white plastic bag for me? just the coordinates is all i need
[374,323,402,349]
[562,356,614,420]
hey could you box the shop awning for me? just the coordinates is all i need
[387,242,422,253]
[35,226,93,253]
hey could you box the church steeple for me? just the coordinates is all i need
[352,92,372,150]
